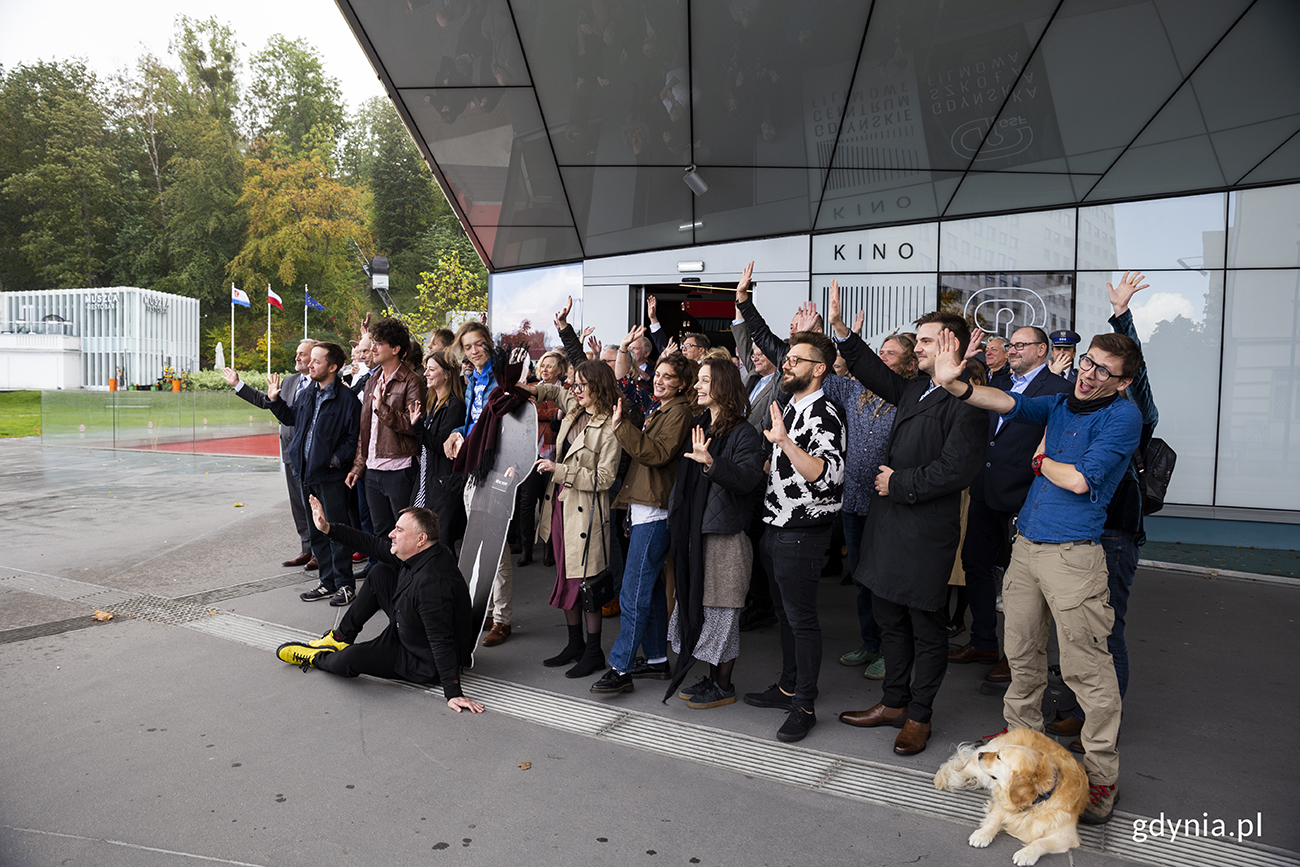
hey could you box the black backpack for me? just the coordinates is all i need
[1136,437,1177,515]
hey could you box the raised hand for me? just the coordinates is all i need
[409,402,422,425]
[220,367,240,388]
[664,338,680,356]
[792,300,820,334]
[647,294,659,324]
[622,324,646,350]
[611,398,623,427]
[308,494,330,534]
[966,326,986,360]
[852,309,865,335]
[736,260,755,304]
[1048,346,1073,375]
[763,401,788,445]
[267,373,282,401]
[554,295,574,331]
[1107,270,1149,316]
[827,280,849,338]
[587,334,603,357]
[932,328,968,387]
[683,425,714,467]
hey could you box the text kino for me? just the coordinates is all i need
[834,243,915,262]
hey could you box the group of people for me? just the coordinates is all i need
[247,261,1159,827]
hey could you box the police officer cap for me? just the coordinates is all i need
[1049,329,1081,346]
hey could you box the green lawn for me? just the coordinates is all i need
[0,390,41,438]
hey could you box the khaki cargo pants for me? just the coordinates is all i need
[1002,538,1121,785]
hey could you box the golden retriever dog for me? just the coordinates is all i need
[933,727,1089,865]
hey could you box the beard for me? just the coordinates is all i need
[780,368,813,394]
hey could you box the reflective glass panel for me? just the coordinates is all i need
[1241,132,1300,187]
[940,208,1075,271]
[1228,184,1300,268]
[560,166,695,257]
[944,172,1089,216]
[1076,269,1223,505]
[1216,269,1300,510]
[816,170,962,231]
[693,168,815,245]
[1079,194,1226,272]
[940,272,1073,339]
[812,273,938,344]
[477,226,584,270]
[488,263,584,351]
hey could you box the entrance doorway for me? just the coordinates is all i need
[636,281,739,357]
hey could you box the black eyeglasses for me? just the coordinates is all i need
[1007,341,1046,351]
[783,354,819,369]
[1078,355,1115,381]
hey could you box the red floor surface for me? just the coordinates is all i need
[128,433,280,457]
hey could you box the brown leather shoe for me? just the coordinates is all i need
[482,623,512,647]
[1046,716,1084,737]
[948,643,999,664]
[304,556,319,571]
[282,552,312,568]
[839,702,908,729]
[482,618,495,633]
[601,598,620,617]
[1068,737,1084,755]
[984,656,1011,683]
[893,719,931,755]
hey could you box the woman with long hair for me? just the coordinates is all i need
[666,357,766,708]
[528,360,624,678]
[515,350,569,567]
[409,348,467,548]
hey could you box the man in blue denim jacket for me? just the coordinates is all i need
[932,272,1147,827]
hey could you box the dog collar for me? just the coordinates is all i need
[1033,772,1059,805]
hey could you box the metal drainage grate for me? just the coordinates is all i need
[184,611,315,651]
[102,594,215,625]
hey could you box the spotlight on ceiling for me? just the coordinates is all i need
[683,165,709,196]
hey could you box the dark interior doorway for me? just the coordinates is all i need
[636,281,739,356]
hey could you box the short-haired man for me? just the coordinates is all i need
[223,339,318,569]
[347,318,427,594]
[984,336,1009,381]
[742,329,845,744]
[931,305,1144,826]
[265,343,362,606]
[679,332,710,361]
[949,326,1070,668]
[1047,329,1081,382]
[349,333,374,396]
[829,289,985,757]
[276,501,484,714]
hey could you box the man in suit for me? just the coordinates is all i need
[223,339,318,569]
[948,326,1072,668]
[828,284,985,757]
[733,321,780,433]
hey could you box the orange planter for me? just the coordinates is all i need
[172,380,181,392]
[109,378,118,391]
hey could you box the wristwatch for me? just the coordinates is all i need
[1031,454,1046,476]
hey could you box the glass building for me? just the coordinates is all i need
[336,0,1300,537]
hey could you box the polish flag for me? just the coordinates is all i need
[267,287,284,310]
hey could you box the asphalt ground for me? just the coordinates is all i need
[2,439,1296,866]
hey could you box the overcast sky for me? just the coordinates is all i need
[0,0,385,113]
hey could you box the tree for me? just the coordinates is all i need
[394,249,488,334]
[248,35,345,156]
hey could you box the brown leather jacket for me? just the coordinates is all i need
[611,393,694,510]
[351,361,427,476]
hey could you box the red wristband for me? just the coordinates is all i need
[1031,454,1046,476]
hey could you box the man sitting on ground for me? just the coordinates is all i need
[276,498,485,714]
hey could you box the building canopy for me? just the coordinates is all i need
[336,0,1300,271]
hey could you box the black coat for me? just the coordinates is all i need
[970,368,1072,513]
[328,522,475,698]
[668,414,767,536]
[269,379,360,487]
[839,332,986,611]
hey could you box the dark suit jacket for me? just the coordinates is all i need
[970,366,1073,513]
[269,380,360,486]
[731,318,780,431]
[839,332,986,611]
[235,372,306,463]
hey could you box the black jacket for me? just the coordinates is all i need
[270,379,360,487]
[669,414,766,535]
[839,332,986,611]
[969,367,1072,513]
[327,522,475,699]
[413,395,468,496]
[235,372,306,464]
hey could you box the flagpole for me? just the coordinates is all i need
[303,284,308,339]
[266,284,272,377]
[230,284,235,370]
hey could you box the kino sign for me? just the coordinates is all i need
[812,225,937,274]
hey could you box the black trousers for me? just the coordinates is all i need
[960,498,1015,653]
[510,468,550,553]
[759,524,832,712]
[364,465,417,539]
[873,594,949,724]
[315,562,437,686]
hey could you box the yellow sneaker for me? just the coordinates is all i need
[308,630,349,651]
[277,642,328,671]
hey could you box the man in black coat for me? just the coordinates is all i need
[949,326,1072,669]
[276,499,484,714]
[827,284,985,756]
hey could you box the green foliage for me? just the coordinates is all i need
[0,390,42,438]
[394,249,487,334]
[249,35,345,156]
[187,369,276,392]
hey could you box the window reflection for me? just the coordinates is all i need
[940,272,1073,338]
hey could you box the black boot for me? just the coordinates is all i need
[544,624,584,667]
[565,629,605,678]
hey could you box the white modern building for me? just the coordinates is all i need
[0,287,199,390]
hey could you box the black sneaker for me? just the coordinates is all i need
[329,586,356,607]
[299,583,333,602]
[627,657,671,680]
[590,668,634,695]
[776,707,817,743]
[686,681,736,709]
[743,683,794,710]
[678,675,713,701]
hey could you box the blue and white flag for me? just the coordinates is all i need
[305,291,326,312]
[231,285,250,308]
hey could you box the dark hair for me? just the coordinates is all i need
[408,339,423,369]
[572,359,621,418]
[915,311,972,356]
[683,331,710,349]
[1087,332,1143,380]
[789,330,837,368]
[369,317,413,360]
[399,506,439,545]
[424,347,465,412]
[1019,326,1050,346]
[315,342,347,374]
[885,333,918,378]
[431,328,456,349]
[699,357,748,436]
[654,351,697,399]
[966,359,988,387]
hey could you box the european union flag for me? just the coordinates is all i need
[305,292,326,312]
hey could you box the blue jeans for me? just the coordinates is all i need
[608,519,670,672]
[1072,527,1137,723]
[843,511,881,654]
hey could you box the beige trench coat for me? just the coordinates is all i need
[535,383,623,580]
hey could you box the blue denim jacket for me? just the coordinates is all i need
[1007,392,1141,543]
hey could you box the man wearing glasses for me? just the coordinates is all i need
[949,327,1071,671]
[930,281,1144,826]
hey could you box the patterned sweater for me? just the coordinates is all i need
[762,390,846,529]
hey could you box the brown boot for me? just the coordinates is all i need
[947,643,999,664]
[482,623,511,647]
[984,656,1011,682]
[1046,716,1084,737]
[893,719,931,755]
[838,702,908,728]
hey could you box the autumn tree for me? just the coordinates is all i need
[394,249,488,334]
